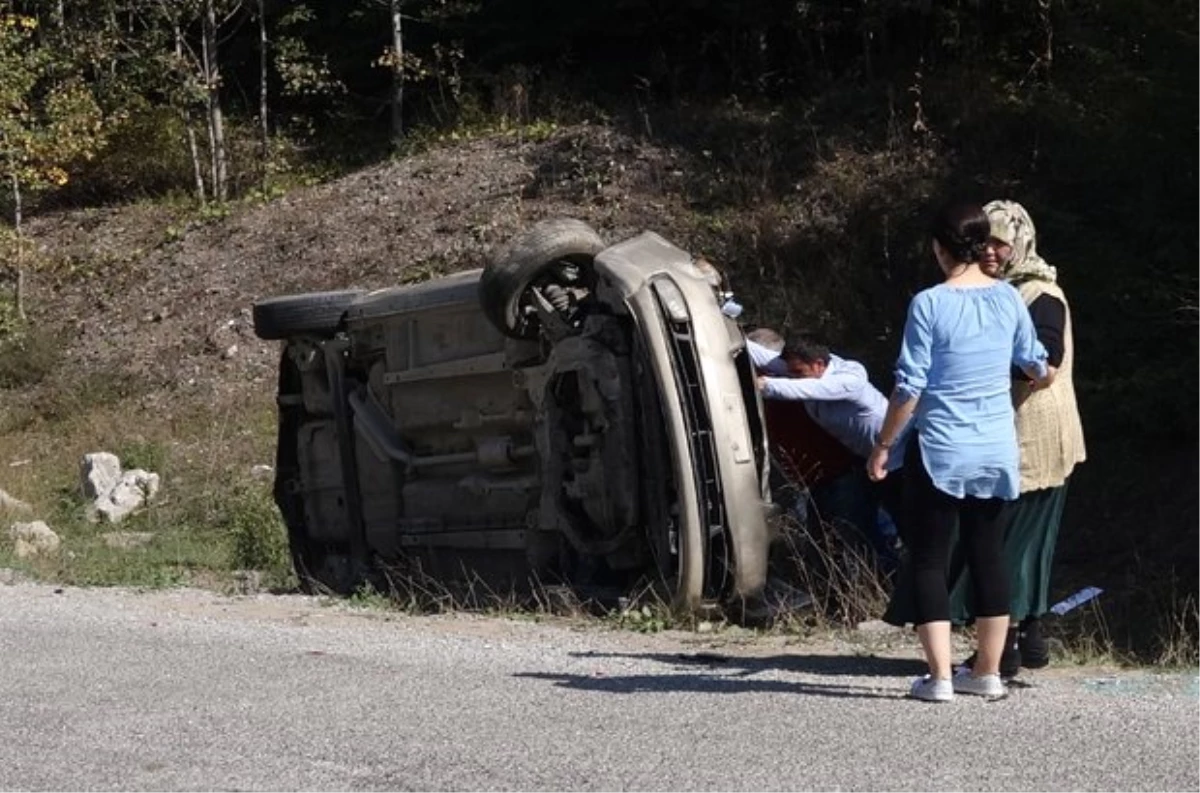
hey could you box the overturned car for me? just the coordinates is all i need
[252,219,776,614]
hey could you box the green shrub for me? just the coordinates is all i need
[225,486,290,575]
[58,105,199,204]
[0,302,62,389]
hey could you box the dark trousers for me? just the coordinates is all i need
[810,465,901,572]
[906,444,1009,626]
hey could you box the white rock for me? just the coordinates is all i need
[81,452,122,500]
[0,488,32,515]
[94,470,160,524]
[250,464,274,480]
[124,469,161,501]
[0,567,32,584]
[8,521,60,558]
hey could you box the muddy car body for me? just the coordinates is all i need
[253,220,774,613]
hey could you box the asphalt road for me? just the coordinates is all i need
[0,583,1195,792]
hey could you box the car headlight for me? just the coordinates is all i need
[653,278,690,323]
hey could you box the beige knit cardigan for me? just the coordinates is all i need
[1013,280,1087,492]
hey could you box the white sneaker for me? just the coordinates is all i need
[952,667,1007,698]
[909,674,953,702]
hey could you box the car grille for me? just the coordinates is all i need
[657,306,732,601]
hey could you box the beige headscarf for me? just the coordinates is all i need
[984,200,1058,284]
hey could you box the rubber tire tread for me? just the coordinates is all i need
[253,290,364,340]
[479,218,604,338]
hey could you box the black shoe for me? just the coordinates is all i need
[959,628,1021,679]
[1019,616,1050,669]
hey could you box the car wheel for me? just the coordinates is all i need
[291,541,369,595]
[271,346,367,595]
[252,290,364,341]
[480,218,605,339]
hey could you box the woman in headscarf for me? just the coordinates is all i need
[881,201,1086,681]
[951,200,1088,675]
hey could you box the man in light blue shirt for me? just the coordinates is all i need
[747,333,906,567]
[749,336,892,462]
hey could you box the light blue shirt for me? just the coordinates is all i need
[747,340,904,465]
[895,281,1048,500]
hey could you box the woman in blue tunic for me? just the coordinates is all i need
[867,202,1051,703]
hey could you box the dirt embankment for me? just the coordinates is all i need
[16,125,701,412]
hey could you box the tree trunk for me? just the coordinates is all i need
[389,0,404,150]
[1037,0,1053,82]
[186,118,207,205]
[202,0,228,201]
[201,10,218,195]
[175,20,207,204]
[860,0,874,82]
[109,5,119,77]
[258,0,270,176]
[11,173,25,321]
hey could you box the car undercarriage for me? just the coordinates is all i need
[253,219,775,617]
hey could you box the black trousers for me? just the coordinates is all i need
[906,442,1010,626]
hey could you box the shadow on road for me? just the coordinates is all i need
[514,670,898,699]
[567,649,928,678]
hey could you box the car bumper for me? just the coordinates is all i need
[595,233,771,610]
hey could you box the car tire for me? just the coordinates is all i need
[252,290,364,341]
[291,541,368,595]
[480,218,605,339]
[271,346,367,596]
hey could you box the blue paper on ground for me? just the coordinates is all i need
[1049,586,1104,616]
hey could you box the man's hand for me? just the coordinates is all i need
[755,375,767,392]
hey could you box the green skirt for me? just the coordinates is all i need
[883,482,1070,626]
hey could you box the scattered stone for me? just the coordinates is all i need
[8,521,61,559]
[0,488,32,515]
[101,531,156,550]
[81,453,162,524]
[250,464,274,481]
[93,470,161,524]
[81,452,122,500]
[0,567,32,585]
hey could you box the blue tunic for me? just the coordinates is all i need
[895,281,1047,500]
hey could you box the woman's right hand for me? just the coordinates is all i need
[867,445,890,482]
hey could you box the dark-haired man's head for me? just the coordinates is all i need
[781,334,830,379]
[930,201,991,265]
